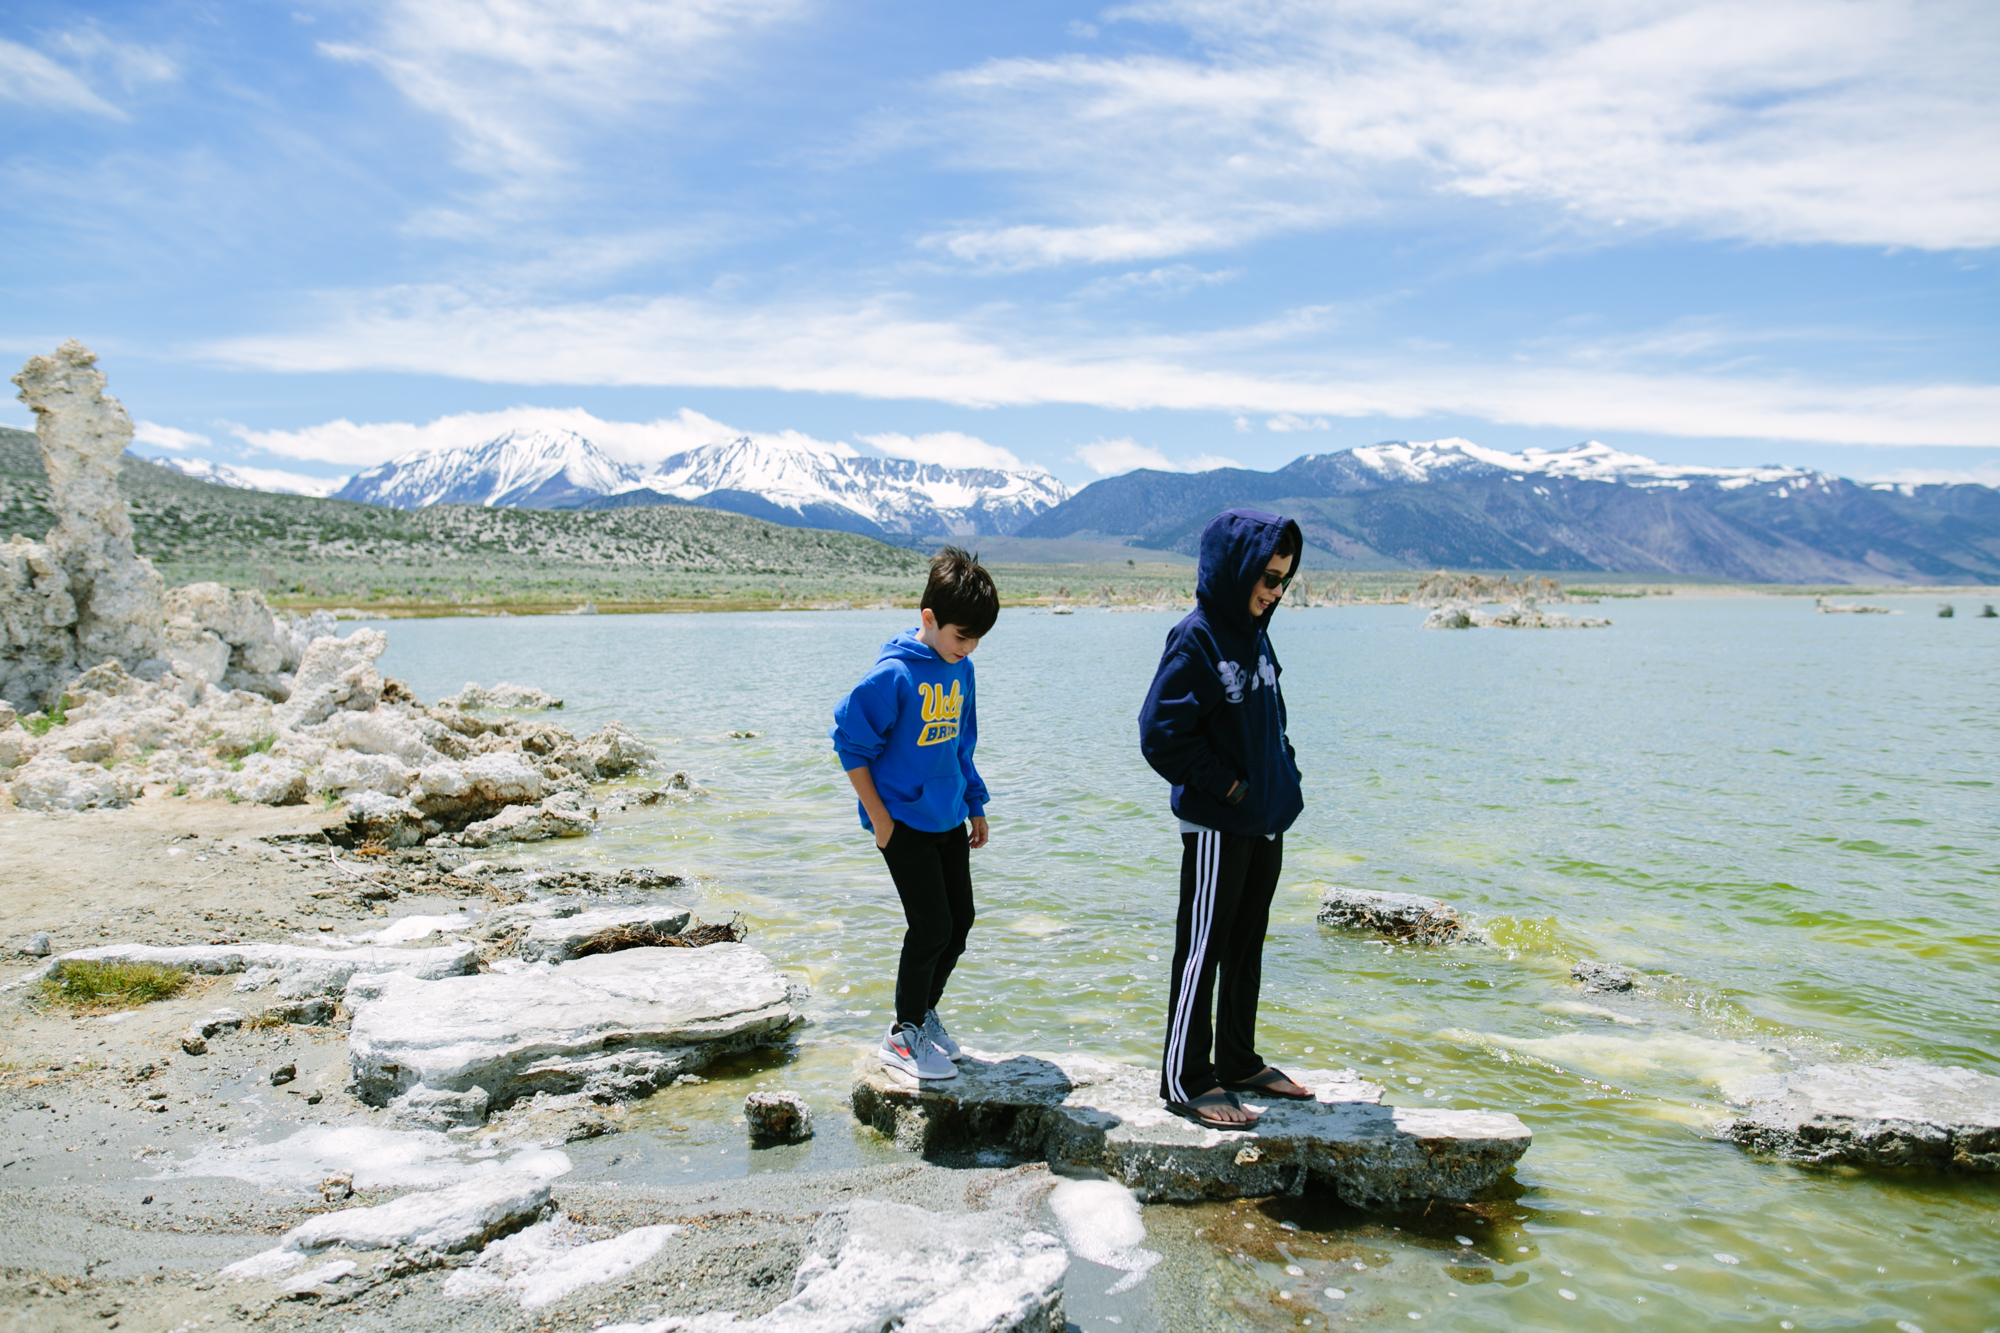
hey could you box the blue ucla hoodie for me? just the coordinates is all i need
[831,629,988,833]
[1137,509,1305,838]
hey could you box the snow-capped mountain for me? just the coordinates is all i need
[607,435,1069,537]
[334,429,638,509]
[151,455,346,497]
[1294,438,1811,491]
[330,428,1070,538]
[1019,437,1998,584]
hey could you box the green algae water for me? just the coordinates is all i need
[375,596,1999,1331]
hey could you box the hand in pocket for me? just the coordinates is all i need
[875,821,895,851]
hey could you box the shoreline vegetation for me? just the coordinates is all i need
[4,428,1989,621]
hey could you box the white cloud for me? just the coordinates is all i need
[231,405,741,467]
[200,286,2000,449]
[133,421,211,451]
[1074,264,1240,301]
[0,37,122,117]
[922,0,2000,262]
[322,0,801,178]
[1864,465,2000,488]
[1074,438,1179,476]
[1265,413,1328,432]
[859,431,1034,472]
[1186,453,1241,471]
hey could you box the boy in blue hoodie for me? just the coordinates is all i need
[1138,509,1310,1127]
[831,547,998,1081]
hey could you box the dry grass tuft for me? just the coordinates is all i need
[572,914,746,958]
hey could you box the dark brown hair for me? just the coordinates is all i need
[922,546,999,637]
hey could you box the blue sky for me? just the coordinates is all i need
[3,0,1996,492]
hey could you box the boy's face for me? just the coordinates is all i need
[1249,551,1295,620]
[918,608,981,663]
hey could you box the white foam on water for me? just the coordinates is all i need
[1441,1027,1778,1084]
[1539,1000,1644,1027]
[1048,1178,1161,1295]
[157,1125,570,1190]
[444,1216,682,1309]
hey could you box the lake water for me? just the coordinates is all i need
[374,595,1999,1332]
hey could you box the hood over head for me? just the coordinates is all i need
[1196,508,1303,634]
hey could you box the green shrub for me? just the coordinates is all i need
[39,960,190,1010]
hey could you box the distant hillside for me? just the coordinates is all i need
[1020,440,2000,585]
[2,428,925,605]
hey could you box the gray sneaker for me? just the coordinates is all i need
[879,1022,956,1080]
[921,1008,961,1059]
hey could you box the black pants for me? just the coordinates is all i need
[1160,828,1284,1103]
[879,820,975,1028]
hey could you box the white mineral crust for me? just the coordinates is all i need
[347,943,804,1111]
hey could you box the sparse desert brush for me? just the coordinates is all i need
[40,960,190,1010]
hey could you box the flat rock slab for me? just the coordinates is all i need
[516,905,694,963]
[43,942,479,1005]
[851,1051,1530,1205]
[1317,886,1482,944]
[1718,1059,2000,1171]
[602,1199,1065,1333]
[349,944,803,1112]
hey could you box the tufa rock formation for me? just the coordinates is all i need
[1,343,670,829]
[4,341,169,707]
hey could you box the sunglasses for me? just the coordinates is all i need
[1259,569,1296,592]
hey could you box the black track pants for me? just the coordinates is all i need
[1160,828,1284,1103]
[879,820,975,1029]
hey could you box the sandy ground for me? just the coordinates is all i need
[0,797,1204,1333]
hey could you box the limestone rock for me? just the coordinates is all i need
[275,629,386,730]
[1717,1059,2000,1171]
[1422,598,1610,630]
[745,1090,814,1144]
[389,1085,493,1130]
[1571,960,1638,993]
[57,941,478,990]
[23,931,53,957]
[850,1050,1531,1206]
[8,342,168,706]
[444,682,563,711]
[460,795,595,848]
[227,753,310,805]
[515,905,694,963]
[555,721,656,780]
[1317,886,1481,944]
[347,943,804,1114]
[339,790,424,847]
[769,1200,1065,1333]
[269,1168,554,1257]
[6,754,139,810]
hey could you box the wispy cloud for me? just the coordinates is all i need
[133,421,211,451]
[201,286,2000,448]
[922,0,2000,264]
[859,431,1033,472]
[1073,438,1240,476]
[322,0,802,180]
[0,36,123,117]
[1265,413,1328,432]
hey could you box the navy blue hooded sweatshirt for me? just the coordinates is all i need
[1138,509,1304,838]
[831,629,988,833]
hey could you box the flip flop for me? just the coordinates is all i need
[1220,1066,1317,1100]
[1167,1089,1261,1129]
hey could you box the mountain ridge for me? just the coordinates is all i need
[332,429,1070,538]
[1021,440,2000,585]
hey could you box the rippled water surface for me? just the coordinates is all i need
[376,596,1999,1331]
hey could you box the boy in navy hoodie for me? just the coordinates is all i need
[831,547,998,1081]
[1138,509,1310,1127]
